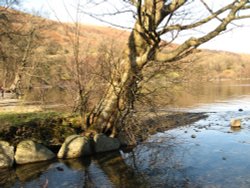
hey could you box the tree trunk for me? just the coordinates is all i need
[86,57,141,137]
[85,7,158,137]
[8,29,35,96]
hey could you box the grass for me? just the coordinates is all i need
[0,111,61,127]
[0,111,84,135]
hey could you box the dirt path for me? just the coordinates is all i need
[0,93,43,113]
[0,93,67,113]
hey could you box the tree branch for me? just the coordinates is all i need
[158,1,236,35]
[155,0,249,62]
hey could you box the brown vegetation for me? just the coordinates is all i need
[186,50,250,81]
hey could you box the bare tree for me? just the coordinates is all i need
[51,1,130,126]
[80,0,250,137]
[52,1,98,122]
[0,4,52,97]
[0,1,21,88]
[0,0,20,8]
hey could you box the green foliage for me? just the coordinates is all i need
[0,111,60,127]
[0,111,83,129]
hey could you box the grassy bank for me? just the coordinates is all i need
[0,112,83,147]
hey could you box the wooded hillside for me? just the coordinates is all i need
[1,7,250,106]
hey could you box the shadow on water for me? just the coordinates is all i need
[121,135,195,188]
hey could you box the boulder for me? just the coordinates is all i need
[57,135,92,159]
[94,134,121,153]
[117,132,129,146]
[0,141,14,168]
[230,119,241,128]
[15,140,55,164]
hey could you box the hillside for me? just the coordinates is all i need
[1,7,250,108]
[187,50,250,81]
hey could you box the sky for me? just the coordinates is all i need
[21,0,250,54]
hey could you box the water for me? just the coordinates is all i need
[1,80,250,187]
[124,110,250,187]
[0,153,146,188]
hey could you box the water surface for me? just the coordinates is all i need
[1,80,250,187]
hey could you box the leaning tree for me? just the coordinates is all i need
[80,0,250,137]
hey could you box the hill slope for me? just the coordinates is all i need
[1,7,250,106]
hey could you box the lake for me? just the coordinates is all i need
[1,80,250,188]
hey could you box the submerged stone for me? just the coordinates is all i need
[0,141,14,168]
[57,135,92,159]
[15,140,55,164]
[230,119,241,128]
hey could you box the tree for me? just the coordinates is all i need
[0,3,52,96]
[0,0,20,8]
[82,0,250,137]
[54,2,102,121]
[0,1,21,88]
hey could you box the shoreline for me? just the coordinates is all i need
[0,109,208,170]
[0,110,208,148]
[134,111,208,142]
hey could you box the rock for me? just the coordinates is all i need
[191,134,196,138]
[15,140,55,164]
[0,141,14,168]
[238,108,243,112]
[56,167,64,171]
[94,134,121,153]
[117,132,129,146]
[57,135,92,159]
[230,119,241,128]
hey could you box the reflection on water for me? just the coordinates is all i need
[171,80,250,109]
[22,80,250,112]
[1,81,250,187]
[0,152,147,188]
